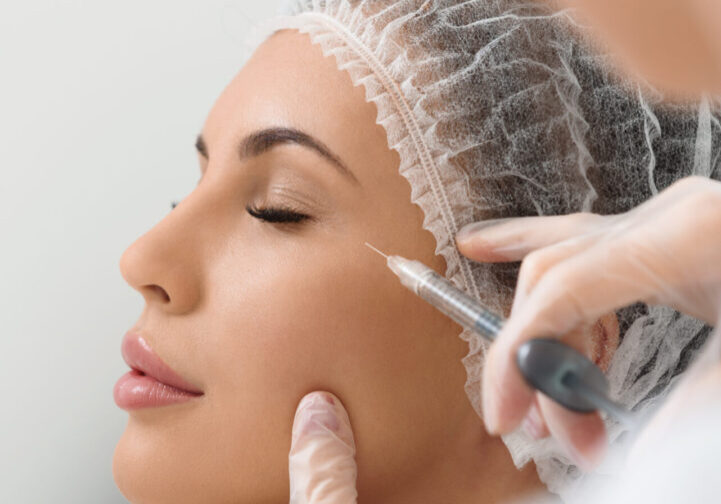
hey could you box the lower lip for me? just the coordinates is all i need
[114,369,203,410]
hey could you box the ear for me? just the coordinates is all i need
[590,312,620,371]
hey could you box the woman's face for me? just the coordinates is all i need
[114,30,473,503]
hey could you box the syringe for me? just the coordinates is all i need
[365,243,635,427]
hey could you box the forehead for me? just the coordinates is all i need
[202,30,379,165]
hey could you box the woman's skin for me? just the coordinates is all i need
[114,30,613,503]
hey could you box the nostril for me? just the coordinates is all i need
[146,284,170,303]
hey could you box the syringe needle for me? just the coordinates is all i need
[364,242,389,259]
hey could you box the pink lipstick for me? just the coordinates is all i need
[114,331,203,410]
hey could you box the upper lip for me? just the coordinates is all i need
[121,331,204,395]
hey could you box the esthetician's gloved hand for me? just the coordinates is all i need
[455,175,721,470]
[586,331,721,504]
[289,391,358,504]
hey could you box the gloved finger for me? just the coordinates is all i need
[628,338,721,468]
[456,175,713,264]
[522,315,618,443]
[456,213,610,263]
[521,399,550,440]
[484,224,702,434]
[521,239,678,337]
[479,177,721,456]
[481,326,536,435]
[289,392,357,504]
[537,393,607,471]
[510,233,600,312]
[482,315,598,434]
[483,243,650,433]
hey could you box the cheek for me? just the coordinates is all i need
[208,243,468,492]
[206,247,395,406]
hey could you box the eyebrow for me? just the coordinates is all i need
[195,127,359,185]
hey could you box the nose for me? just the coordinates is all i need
[119,204,202,315]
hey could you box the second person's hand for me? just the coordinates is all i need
[455,176,721,470]
[289,391,358,504]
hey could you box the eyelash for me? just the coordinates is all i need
[170,201,311,224]
[246,205,311,224]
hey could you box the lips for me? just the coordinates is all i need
[113,331,203,410]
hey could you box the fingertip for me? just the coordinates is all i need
[521,401,551,440]
[481,365,501,434]
[456,220,506,244]
[482,343,535,434]
[295,391,338,415]
[570,419,607,472]
[292,391,356,450]
[539,396,607,471]
[288,392,358,503]
[456,218,527,263]
[456,234,515,263]
[292,393,338,442]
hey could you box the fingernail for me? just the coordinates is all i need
[292,392,340,444]
[521,406,544,440]
[456,219,510,244]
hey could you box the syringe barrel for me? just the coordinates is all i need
[417,271,503,341]
[387,256,503,341]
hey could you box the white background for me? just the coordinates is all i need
[0,1,283,502]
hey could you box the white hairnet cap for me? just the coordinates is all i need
[253,0,720,499]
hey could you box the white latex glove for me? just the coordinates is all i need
[587,328,721,504]
[516,350,721,504]
[455,175,721,470]
[626,320,721,465]
[289,391,358,504]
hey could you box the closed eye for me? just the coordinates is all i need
[246,205,312,224]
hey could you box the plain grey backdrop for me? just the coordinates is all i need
[0,1,283,502]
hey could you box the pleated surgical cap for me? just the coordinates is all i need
[254,0,721,498]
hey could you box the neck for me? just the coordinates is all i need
[379,412,555,503]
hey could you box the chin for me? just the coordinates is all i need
[113,427,167,504]
[112,416,285,504]
[113,421,211,504]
